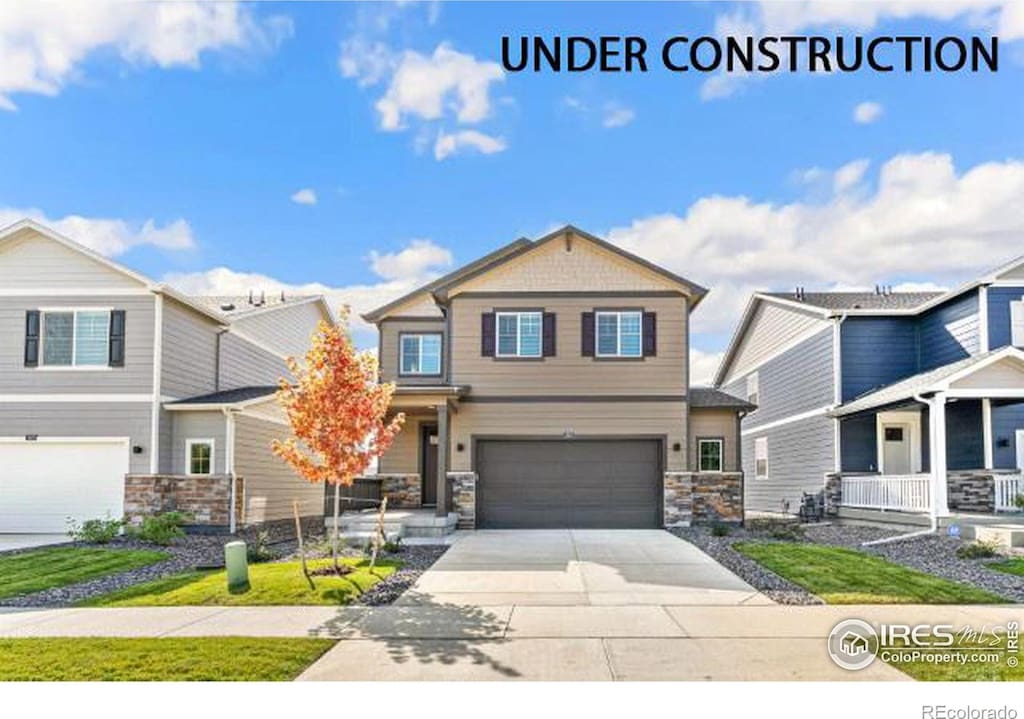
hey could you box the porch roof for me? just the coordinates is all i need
[832,346,1024,417]
[390,384,469,409]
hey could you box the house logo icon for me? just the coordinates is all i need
[828,619,879,671]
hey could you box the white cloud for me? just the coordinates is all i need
[0,208,194,256]
[606,152,1024,337]
[690,348,725,386]
[367,239,452,281]
[433,129,507,160]
[0,1,293,110]
[854,101,884,124]
[602,103,636,129]
[290,188,317,206]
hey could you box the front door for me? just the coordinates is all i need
[420,424,438,506]
[882,424,912,474]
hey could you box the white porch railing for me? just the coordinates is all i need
[841,474,932,512]
[995,474,1024,512]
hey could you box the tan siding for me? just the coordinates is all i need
[0,229,144,289]
[234,414,322,523]
[951,360,1024,389]
[170,411,227,474]
[450,295,687,395]
[379,319,447,384]
[453,232,679,294]
[0,294,154,393]
[722,301,831,385]
[231,301,326,358]
[161,300,219,399]
[219,333,290,389]
[689,408,740,472]
[450,401,687,472]
[379,415,426,474]
[383,292,443,318]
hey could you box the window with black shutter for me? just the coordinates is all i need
[542,312,556,357]
[481,312,495,357]
[24,310,40,367]
[109,310,126,367]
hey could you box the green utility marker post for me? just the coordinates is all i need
[225,540,249,591]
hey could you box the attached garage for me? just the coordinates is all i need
[476,438,663,529]
[0,438,129,533]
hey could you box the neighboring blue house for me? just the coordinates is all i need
[714,256,1024,518]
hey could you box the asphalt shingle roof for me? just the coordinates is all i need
[689,387,757,410]
[191,294,318,319]
[166,386,279,406]
[763,291,943,312]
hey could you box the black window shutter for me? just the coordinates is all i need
[642,312,657,357]
[542,312,556,357]
[481,312,495,357]
[24,310,40,367]
[109,310,126,367]
[581,312,595,357]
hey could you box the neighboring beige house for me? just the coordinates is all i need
[363,225,753,529]
[0,219,328,535]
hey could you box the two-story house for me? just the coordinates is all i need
[0,219,328,535]
[715,256,1024,520]
[362,225,753,530]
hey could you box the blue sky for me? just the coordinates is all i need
[2,1,1023,381]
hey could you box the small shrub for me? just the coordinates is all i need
[769,524,805,541]
[710,523,731,537]
[956,541,1000,560]
[67,515,123,544]
[247,530,274,563]
[129,511,189,546]
[1014,493,1024,511]
[383,538,404,553]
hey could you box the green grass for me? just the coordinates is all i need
[0,547,168,600]
[884,634,1024,681]
[82,557,397,607]
[0,637,335,681]
[734,542,1008,604]
[986,558,1024,577]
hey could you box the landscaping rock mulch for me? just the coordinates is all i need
[0,535,229,608]
[670,526,823,605]
[353,545,448,606]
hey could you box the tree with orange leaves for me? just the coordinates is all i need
[273,308,404,577]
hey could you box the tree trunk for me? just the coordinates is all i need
[293,499,315,590]
[369,495,388,572]
[332,480,341,574]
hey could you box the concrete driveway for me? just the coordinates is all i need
[396,529,769,607]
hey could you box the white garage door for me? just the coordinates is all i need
[0,438,129,533]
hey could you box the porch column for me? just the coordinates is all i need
[931,392,951,517]
[982,398,994,469]
[435,403,449,517]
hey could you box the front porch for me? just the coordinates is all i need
[827,471,1024,515]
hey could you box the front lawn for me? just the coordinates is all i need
[0,547,168,600]
[986,558,1024,577]
[884,634,1023,681]
[0,637,334,681]
[734,542,1007,604]
[82,557,397,607]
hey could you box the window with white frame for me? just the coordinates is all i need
[746,372,760,406]
[186,439,214,476]
[41,310,110,367]
[698,438,724,472]
[754,437,769,480]
[595,310,642,358]
[496,311,542,358]
[400,333,442,375]
[1011,298,1024,347]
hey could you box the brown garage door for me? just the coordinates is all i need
[476,439,662,529]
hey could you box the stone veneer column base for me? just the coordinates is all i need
[379,474,422,508]
[124,474,244,529]
[447,472,477,529]
[947,470,997,513]
[663,471,744,527]
[824,473,842,517]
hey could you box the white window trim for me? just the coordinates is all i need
[1010,296,1024,348]
[38,307,112,370]
[595,310,643,358]
[186,438,216,476]
[697,438,724,473]
[399,333,442,376]
[754,436,769,480]
[495,311,543,358]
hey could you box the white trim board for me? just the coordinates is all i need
[0,436,130,444]
[741,405,833,435]
[876,410,923,474]
[0,394,152,402]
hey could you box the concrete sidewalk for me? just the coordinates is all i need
[2,604,1019,680]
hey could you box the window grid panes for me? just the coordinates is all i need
[189,442,212,475]
[496,312,542,357]
[596,311,642,357]
[698,439,723,472]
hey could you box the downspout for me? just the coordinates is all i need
[222,407,238,534]
[862,392,938,545]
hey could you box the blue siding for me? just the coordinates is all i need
[840,414,877,472]
[918,291,979,371]
[987,286,1024,351]
[991,400,1024,469]
[841,317,917,402]
[946,399,984,470]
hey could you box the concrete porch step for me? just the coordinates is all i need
[325,509,459,539]
[972,523,1024,548]
[337,529,403,547]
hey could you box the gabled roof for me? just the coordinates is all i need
[761,291,942,312]
[192,294,335,325]
[689,387,757,411]
[164,385,279,410]
[430,224,709,305]
[831,346,1024,416]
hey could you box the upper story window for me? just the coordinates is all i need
[746,372,760,406]
[400,333,442,376]
[41,310,110,367]
[595,310,642,358]
[496,311,542,358]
